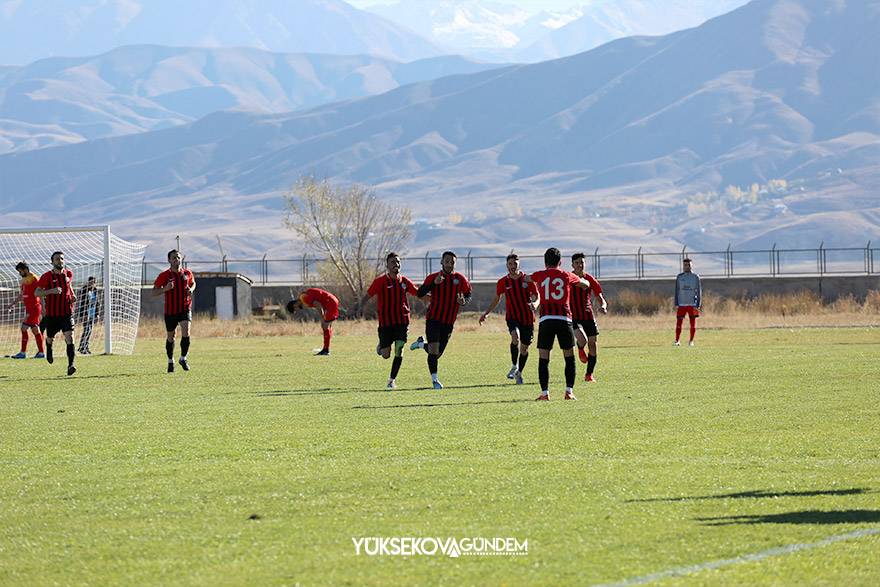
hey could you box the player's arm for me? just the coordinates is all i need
[34,275,61,298]
[597,293,608,314]
[479,294,503,324]
[152,273,173,297]
[674,275,681,307]
[586,274,608,313]
[416,274,436,299]
[457,275,472,306]
[5,292,23,311]
[695,276,702,309]
[186,273,196,296]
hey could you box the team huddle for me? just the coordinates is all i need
[7,247,702,391]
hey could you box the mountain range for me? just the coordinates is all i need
[1,0,878,259]
[0,46,499,154]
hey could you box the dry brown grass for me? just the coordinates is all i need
[137,289,880,339]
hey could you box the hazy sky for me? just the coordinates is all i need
[346,0,586,12]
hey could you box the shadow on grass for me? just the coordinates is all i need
[255,382,515,397]
[628,488,871,503]
[353,398,534,410]
[8,373,142,382]
[697,510,880,526]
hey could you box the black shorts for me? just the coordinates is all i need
[41,315,74,337]
[506,319,534,346]
[537,319,575,350]
[378,324,408,349]
[425,319,454,345]
[164,310,193,332]
[574,318,599,338]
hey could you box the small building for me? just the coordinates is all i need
[192,272,253,319]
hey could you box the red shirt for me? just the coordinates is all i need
[37,269,75,317]
[422,271,471,325]
[496,273,537,324]
[154,269,195,316]
[570,272,602,321]
[299,288,339,312]
[20,273,42,312]
[531,267,582,321]
[367,274,419,326]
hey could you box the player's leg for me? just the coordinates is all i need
[316,317,332,356]
[674,308,684,345]
[62,318,76,376]
[30,324,44,358]
[165,314,177,372]
[388,326,407,390]
[574,322,588,363]
[585,319,600,382]
[536,323,552,400]
[560,324,577,400]
[42,318,55,364]
[14,322,28,358]
[425,320,444,389]
[507,321,520,378]
[516,324,533,385]
[178,317,192,370]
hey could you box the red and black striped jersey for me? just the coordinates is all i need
[36,269,75,317]
[367,273,419,326]
[530,268,582,321]
[496,273,537,324]
[422,271,471,325]
[154,269,195,316]
[570,272,602,320]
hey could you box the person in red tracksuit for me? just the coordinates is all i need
[288,287,339,356]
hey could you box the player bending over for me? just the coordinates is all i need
[529,247,592,401]
[410,251,471,389]
[570,252,608,382]
[153,249,196,372]
[287,288,340,356]
[479,253,538,385]
[34,252,77,376]
[6,261,45,359]
[366,252,420,389]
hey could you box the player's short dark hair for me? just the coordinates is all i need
[506,253,519,262]
[167,249,180,261]
[544,247,562,267]
[441,251,456,260]
[386,252,399,261]
[15,261,28,272]
[50,251,63,261]
[571,252,586,262]
[87,276,96,281]
[683,257,692,263]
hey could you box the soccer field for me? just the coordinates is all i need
[2,327,879,585]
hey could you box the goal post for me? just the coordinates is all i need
[0,225,146,355]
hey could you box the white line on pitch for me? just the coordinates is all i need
[594,527,880,587]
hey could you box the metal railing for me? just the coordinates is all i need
[141,242,878,285]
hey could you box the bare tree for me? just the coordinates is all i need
[284,177,412,316]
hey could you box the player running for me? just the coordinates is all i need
[366,252,420,389]
[410,251,472,390]
[5,261,45,359]
[153,249,196,372]
[287,287,340,356]
[34,252,77,376]
[674,257,702,347]
[570,252,608,382]
[529,247,591,401]
[479,253,538,385]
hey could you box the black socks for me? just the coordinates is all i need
[564,355,576,388]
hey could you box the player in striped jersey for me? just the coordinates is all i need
[529,247,591,401]
[367,252,419,389]
[34,252,77,376]
[6,261,45,359]
[153,250,196,372]
[411,251,472,389]
[570,252,608,382]
[479,253,538,385]
[287,288,340,356]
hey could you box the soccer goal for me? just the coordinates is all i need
[0,226,146,355]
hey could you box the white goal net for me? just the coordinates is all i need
[0,226,146,355]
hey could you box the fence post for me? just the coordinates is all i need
[868,241,873,275]
[301,253,308,284]
[423,251,430,280]
[818,241,824,276]
[636,247,642,279]
[726,243,732,277]
[467,250,473,282]
[221,254,228,273]
[261,253,268,285]
[770,243,777,276]
[593,247,600,279]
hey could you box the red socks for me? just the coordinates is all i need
[20,331,28,353]
[689,316,696,342]
[675,318,683,342]
[322,327,332,351]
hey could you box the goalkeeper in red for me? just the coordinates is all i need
[153,249,196,372]
[530,247,592,401]
[366,252,419,389]
[34,252,77,376]
[288,288,339,355]
[6,261,45,359]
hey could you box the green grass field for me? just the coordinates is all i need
[2,327,879,586]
